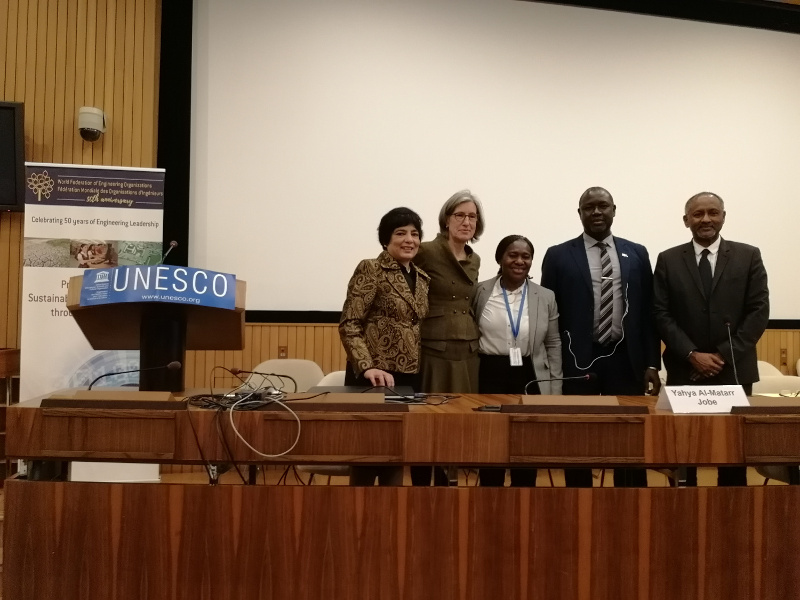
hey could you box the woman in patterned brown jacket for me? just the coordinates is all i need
[339,207,430,389]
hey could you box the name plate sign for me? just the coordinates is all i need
[80,265,236,310]
[655,385,750,413]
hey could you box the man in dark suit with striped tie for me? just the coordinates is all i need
[653,192,769,486]
[541,187,662,487]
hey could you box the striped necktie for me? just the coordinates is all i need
[596,242,613,344]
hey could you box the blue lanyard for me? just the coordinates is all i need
[501,281,527,343]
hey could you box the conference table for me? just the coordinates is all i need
[4,392,800,600]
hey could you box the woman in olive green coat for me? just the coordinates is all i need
[414,190,485,394]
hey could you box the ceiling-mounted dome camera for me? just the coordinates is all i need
[78,107,107,142]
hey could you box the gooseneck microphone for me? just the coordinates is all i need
[524,373,597,395]
[88,360,182,390]
[724,320,740,385]
[159,240,178,265]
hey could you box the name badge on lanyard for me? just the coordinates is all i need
[502,282,527,367]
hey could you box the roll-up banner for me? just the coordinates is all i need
[20,163,165,402]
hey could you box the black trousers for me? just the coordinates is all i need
[563,340,648,488]
[477,353,539,487]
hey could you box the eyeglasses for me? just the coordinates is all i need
[451,212,478,223]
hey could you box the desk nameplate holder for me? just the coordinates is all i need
[656,385,749,413]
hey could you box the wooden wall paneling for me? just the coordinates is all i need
[20,0,33,138]
[0,214,23,348]
[278,325,287,358]
[142,0,158,165]
[72,0,87,163]
[0,1,9,91]
[246,323,257,370]
[5,1,21,96]
[82,0,97,164]
[100,0,116,165]
[272,323,282,359]
[188,349,201,388]
[314,326,324,370]
[260,325,270,365]
[0,0,163,349]
[51,1,67,164]
[6,214,22,347]
[290,325,300,357]
[14,0,29,103]
[194,350,207,390]
[121,0,134,165]
[32,1,46,155]
[62,0,77,164]
[0,216,11,346]
[0,218,10,346]
[42,1,57,164]
[183,350,196,388]
[131,0,144,166]
[756,330,799,375]
[304,325,315,361]
[110,0,124,163]
[322,325,333,374]
[758,334,773,371]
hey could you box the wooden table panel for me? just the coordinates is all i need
[647,489,700,599]
[403,412,509,464]
[40,409,176,458]
[589,489,642,599]
[645,414,741,465]
[510,416,645,464]
[742,416,800,462]
[6,482,800,600]
[761,487,800,597]
[9,396,800,467]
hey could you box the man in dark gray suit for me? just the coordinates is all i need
[653,192,769,486]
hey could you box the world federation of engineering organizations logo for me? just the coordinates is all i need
[27,170,55,201]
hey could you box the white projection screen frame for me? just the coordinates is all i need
[190,0,800,318]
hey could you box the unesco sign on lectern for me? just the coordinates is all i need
[67,265,246,392]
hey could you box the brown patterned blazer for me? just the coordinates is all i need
[339,251,430,377]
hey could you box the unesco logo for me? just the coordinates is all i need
[95,271,110,283]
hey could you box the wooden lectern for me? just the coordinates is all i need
[66,272,246,392]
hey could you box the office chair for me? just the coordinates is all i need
[245,358,324,393]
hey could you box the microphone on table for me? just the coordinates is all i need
[88,361,182,390]
[159,240,178,264]
[524,373,597,395]
[724,319,740,386]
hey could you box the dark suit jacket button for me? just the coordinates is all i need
[452,295,456,299]
[453,310,457,314]
[469,281,473,286]
[462,310,466,314]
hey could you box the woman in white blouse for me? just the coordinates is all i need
[472,234,563,486]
